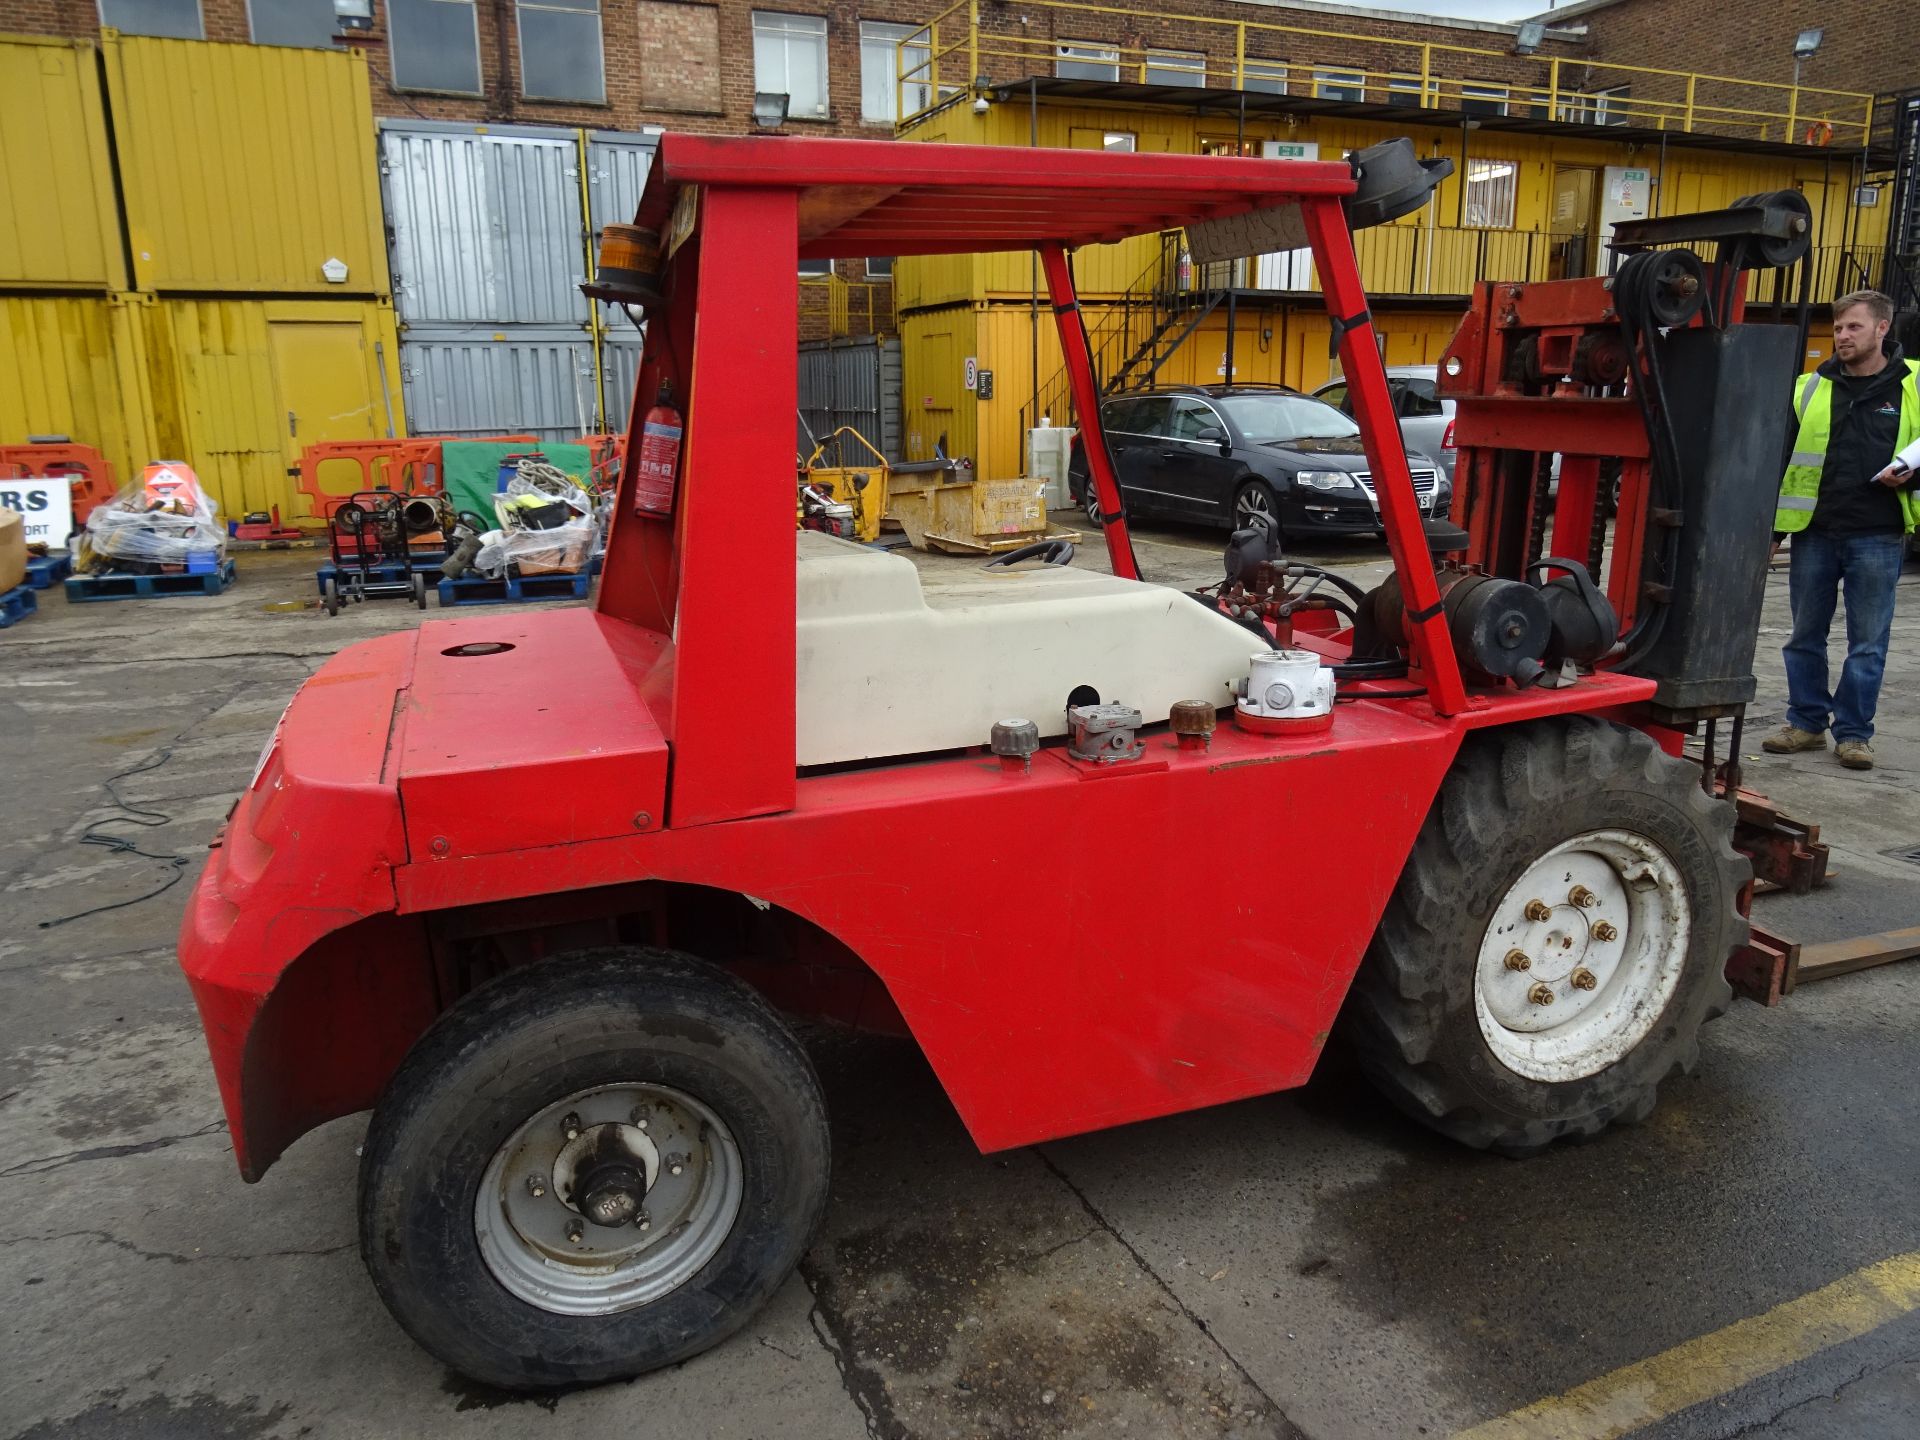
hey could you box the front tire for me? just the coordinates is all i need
[359,947,830,1389]
[1342,717,1743,1154]
[1232,478,1279,536]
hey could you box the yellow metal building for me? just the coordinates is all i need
[0,32,403,523]
[889,4,1890,480]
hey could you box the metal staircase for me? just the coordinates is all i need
[1017,233,1231,438]
[1875,90,1920,313]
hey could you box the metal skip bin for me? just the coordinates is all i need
[399,329,598,443]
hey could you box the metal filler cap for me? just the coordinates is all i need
[989,718,1041,761]
[1169,700,1217,750]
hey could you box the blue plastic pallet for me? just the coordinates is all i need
[0,584,37,628]
[436,568,594,607]
[315,552,448,594]
[64,559,237,603]
[24,554,73,589]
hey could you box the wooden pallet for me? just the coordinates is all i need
[64,560,237,603]
[23,554,72,589]
[436,568,594,607]
[0,583,38,628]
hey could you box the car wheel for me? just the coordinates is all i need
[1082,478,1103,526]
[1232,479,1279,536]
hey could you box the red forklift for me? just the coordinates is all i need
[176,135,1807,1389]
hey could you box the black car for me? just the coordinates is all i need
[1067,384,1447,538]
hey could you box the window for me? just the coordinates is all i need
[1562,85,1630,126]
[1056,41,1120,82]
[389,0,483,94]
[860,22,930,124]
[1317,382,1351,416]
[1386,73,1434,108]
[799,258,834,277]
[1397,378,1445,417]
[1464,159,1518,228]
[519,0,605,103]
[1461,83,1509,117]
[1168,397,1223,440]
[754,12,829,120]
[1106,397,1171,435]
[1241,59,1287,94]
[248,0,338,48]
[1145,49,1205,88]
[99,0,203,39]
[1314,68,1365,102]
[865,256,895,279]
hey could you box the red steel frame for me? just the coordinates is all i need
[177,136,1664,1181]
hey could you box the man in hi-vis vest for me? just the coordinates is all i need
[1762,290,1919,771]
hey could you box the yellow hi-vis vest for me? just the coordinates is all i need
[1776,358,1920,534]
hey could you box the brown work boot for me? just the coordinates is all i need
[1761,725,1826,754]
[1836,740,1875,770]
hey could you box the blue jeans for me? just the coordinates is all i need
[1783,530,1906,743]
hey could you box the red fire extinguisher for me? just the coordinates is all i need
[633,381,684,517]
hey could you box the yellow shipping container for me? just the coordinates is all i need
[1,292,404,522]
[0,36,125,291]
[102,31,390,298]
[0,293,155,482]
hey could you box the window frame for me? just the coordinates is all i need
[864,256,895,280]
[1314,68,1366,102]
[1056,40,1121,83]
[516,0,607,105]
[858,20,930,126]
[1461,82,1511,118]
[799,257,834,278]
[1463,157,1519,229]
[1386,72,1435,108]
[1168,395,1227,442]
[387,0,485,96]
[1144,48,1206,88]
[245,0,340,49]
[1240,58,1288,95]
[753,10,831,121]
[98,0,206,40]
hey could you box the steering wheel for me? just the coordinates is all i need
[982,539,1075,569]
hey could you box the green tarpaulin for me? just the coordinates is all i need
[440,442,592,521]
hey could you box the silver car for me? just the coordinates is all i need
[1311,365,1456,483]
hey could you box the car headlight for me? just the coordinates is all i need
[1296,471,1357,492]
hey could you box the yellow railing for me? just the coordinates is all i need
[896,0,1875,148]
[800,274,894,338]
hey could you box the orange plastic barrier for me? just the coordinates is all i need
[0,441,118,525]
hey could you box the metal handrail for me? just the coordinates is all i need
[894,0,1875,146]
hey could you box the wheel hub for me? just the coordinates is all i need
[1472,829,1691,1082]
[475,1083,743,1316]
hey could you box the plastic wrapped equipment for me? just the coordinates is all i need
[79,462,225,575]
[471,459,597,578]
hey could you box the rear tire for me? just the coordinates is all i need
[359,947,830,1389]
[1342,717,1743,1154]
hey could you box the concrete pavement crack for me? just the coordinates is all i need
[0,1121,227,1178]
[0,1228,353,1265]
[1036,1148,1314,1440]
[799,1263,908,1440]
[1713,1342,1920,1438]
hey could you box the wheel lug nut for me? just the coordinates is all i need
[636,1211,651,1231]
[1527,983,1556,1006]
[1571,967,1599,991]
[1570,885,1598,909]
[566,1220,584,1244]
[527,1174,547,1198]
[1524,899,1553,922]
[562,1111,582,1141]
[1503,949,1532,972]
[1592,920,1619,942]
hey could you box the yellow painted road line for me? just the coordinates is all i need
[1454,1249,1920,1440]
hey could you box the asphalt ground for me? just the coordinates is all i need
[2,521,1918,1439]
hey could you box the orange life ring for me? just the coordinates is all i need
[1803,119,1833,146]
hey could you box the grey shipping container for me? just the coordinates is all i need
[798,337,902,464]
[400,327,597,443]
[586,131,658,337]
[380,121,589,327]
[602,335,644,434]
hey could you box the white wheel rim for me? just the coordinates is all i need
[1473,828,1691,1082]
[474,1082,742,1316]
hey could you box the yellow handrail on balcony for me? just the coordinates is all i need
[894,0,1876,148]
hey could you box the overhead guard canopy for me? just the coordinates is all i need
[632,134,1359,259]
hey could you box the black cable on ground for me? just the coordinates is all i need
[39,747,190,931]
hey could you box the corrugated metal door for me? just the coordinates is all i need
[798,338,902,463]
[400,328,597,442]
[380,122,589,326]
